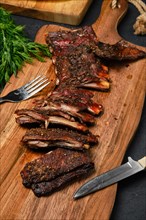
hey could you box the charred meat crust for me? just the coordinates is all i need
[47,26,110,91]
[46,26,97,57]
[20,148,94,191]
[34,87,104,120]
[54,47,110,91]
[95,40,146,60]
[31,165,93,197]
[22,127,98,150]
[47,26,146,61]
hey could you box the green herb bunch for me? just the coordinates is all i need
[0,7,52,87]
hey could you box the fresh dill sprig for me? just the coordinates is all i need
[0,7,52,87]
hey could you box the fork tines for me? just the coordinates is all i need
[22,75,50,99]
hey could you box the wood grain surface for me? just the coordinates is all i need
[0,0,146,219]
[0,0,93,25]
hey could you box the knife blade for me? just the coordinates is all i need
[74,156,146,199]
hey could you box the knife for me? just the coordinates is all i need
[74,156,146,199]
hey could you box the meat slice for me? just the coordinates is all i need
[35,87,104,121]
[94,40,146,60]
[31,165,92,197]
[20,148,94,196]
[15,109,88,132]
[22,127,98,150]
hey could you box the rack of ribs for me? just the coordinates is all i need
[46,26,110,91]
[16,26,146,197]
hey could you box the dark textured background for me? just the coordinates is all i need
[10,0,146,219]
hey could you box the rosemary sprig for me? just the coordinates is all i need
[0,7,52,87]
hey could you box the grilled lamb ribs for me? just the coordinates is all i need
[14,27,108,130]
[15,109,88,132]
[22,127,98,150]
[46,26,98,57]
[47,26,145,92]
[34,87,103,122]
[47,26,110,91]
[15,86,103,130]
[20,148,94,197]
[17,26,146,197]
[47,26,146,61]
[53,46,110,91]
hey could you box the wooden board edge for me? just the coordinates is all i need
[0,0,93,25]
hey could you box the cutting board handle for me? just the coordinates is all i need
[92,0,128,43]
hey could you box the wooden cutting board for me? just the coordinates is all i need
[0,0,93,25]
[0,0,146,219]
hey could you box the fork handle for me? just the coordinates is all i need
[0,97,7,103]
[0,97,13,103]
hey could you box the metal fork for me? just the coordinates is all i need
[0,75,50,104]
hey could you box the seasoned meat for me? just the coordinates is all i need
[94,40,146,60]
[22,127,98,150]
[20,148,94,196]
[54,46,110,91]
[35,87,104,119]
[31,165,93,197]
[47,26,110,91]
[46,26,145,93]
[15,109,88,132]
[17,25,146,198]
[15,27,107,131]
[46,26,97,57]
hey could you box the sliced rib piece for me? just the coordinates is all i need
[31,165,92,197]
[15,109,88,132]
[95,40,146,60]
[34,87,104,122]
[22,127,98,150]
[35,104,96,124]
[20,148,94,196]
